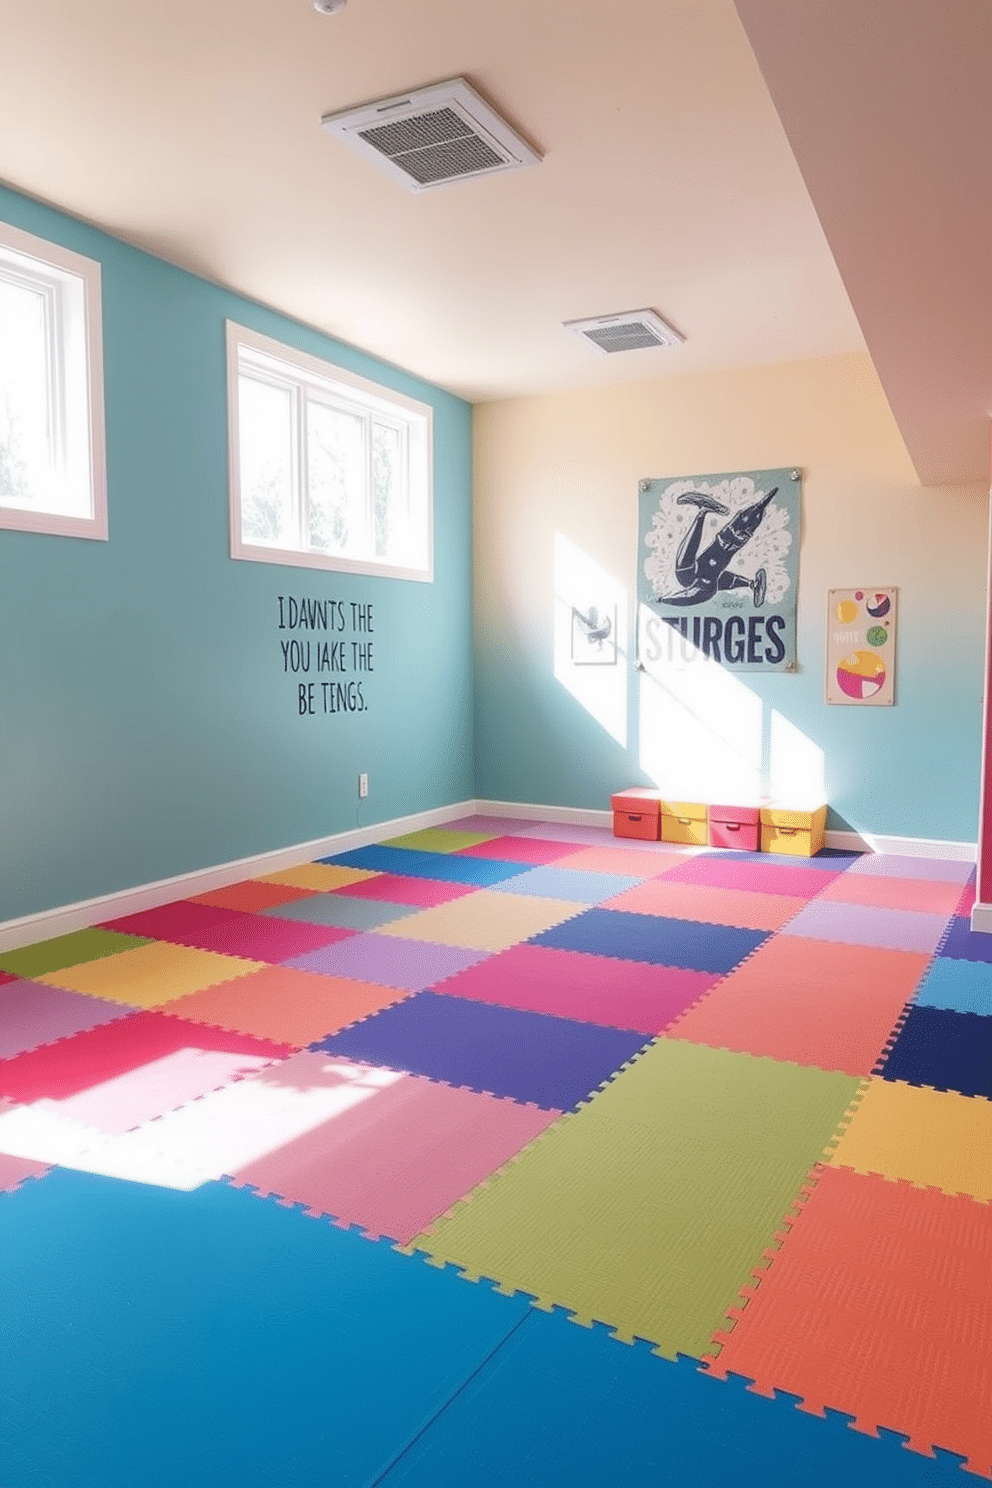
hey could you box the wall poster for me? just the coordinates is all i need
[637,467,801,672]
[826,588,897,705]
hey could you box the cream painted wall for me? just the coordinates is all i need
[473,352,988,842]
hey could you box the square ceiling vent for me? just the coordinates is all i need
[565,310,685,354]
[320,78,541,191]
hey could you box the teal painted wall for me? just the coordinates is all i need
[473,358,989,844]
[0,185,473,922]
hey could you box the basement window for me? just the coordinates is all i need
[0,221,107,540]
[227,323,433,582]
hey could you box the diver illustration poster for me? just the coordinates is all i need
[637,468,801,673]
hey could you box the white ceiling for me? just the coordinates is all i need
[0,0,987,482]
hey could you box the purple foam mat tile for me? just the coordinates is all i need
[284,934,492,992]
[0,980,138,1059]
[315,990,653,1110]
[780,898,952,954]
[443,816,536,834]
[845,853,975,885]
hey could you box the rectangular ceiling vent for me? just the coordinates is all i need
[565,310,685,354]
[320,78,541,191]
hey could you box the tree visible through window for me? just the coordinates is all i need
[227,323,432,582]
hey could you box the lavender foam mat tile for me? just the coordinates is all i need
[497,865,643,903]
[780,899,951,954]
[844,853,975,884]
[285,934,491,992]
[314,990,652,1110]
[444,816,536,835]
[0,980,137,1060]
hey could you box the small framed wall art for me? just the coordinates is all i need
[826,588,897,705]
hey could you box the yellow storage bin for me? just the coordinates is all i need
[760,803,827,857]
[660,800,708,847]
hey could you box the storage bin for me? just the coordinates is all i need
[760,803,827,857]
[708,802,760,851]
[611,789,661,841]
[660,800,708,847]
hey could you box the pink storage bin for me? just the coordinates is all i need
[708,803,760,852]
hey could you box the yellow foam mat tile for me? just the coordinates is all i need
[43,942,265,1008]
[257,864,379,891]
[829,1076,992,1202]
[375,890,586,952]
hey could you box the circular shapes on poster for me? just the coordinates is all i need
[836,599,859,623]
[837,649,886,700]
[866,593,891,618]
[866,625,888,647]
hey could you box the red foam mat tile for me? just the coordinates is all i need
[707,1165,992,1477]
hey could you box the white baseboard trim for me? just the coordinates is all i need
[3,797,978,955]
[0,800,476,955]
[825,828,976,860]
[970,902,992,934]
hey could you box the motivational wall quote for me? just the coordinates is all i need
[277,595,374,717]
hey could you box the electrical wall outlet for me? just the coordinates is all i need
[358,773,369,798]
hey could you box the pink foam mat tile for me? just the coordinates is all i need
[100,900,240,940]
[453,836,583,865]
[662,855,843,897]
[333,875,478,907]
[167,913,355,963]
[0,1151,51,1193]
[0,979,138,1059]
[604,880,806,932]
[845,853,975,884]
[817,873,964,916]
[0,1012,291,1133]
[431,943,719,1033]
[228,1058,562,1242]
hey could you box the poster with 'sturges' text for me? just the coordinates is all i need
[637,468,801,672]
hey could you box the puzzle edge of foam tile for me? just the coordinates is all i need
[760,803,827,858]
[660,800,708,847]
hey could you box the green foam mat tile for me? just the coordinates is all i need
[413,1039,862,1361]
[381,828,500,853]
[0,929,152,980]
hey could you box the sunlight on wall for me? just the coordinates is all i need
[637,603,762,800]
[553,533,627,746]
[769,708,826,804]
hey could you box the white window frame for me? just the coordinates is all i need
[227,322,433,582]
[0,221,107,541]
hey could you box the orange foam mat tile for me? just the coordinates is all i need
[829,1077,992,1203]
[817,873,965,916]
[668,939,921,1077]
[191,880,318,913]
[256,864,380,892]
[605,879,807,932]
[42,942,265,1009]
[161,967,412,1048]
[707,1165,992,1477]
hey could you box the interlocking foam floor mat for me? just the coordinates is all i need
[1,826,989,1486]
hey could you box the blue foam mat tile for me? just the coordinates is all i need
[938,914,992,963]
[0,1168,531,1488]
[319,844,531,887]
[914,956,992,1017]
[878,1002,992,1097]
[314,990,652,1110]
[530,906,768,973]
[378,1305,973,1488]
[497,866,644,903]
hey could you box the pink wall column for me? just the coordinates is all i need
[973,437,992,930]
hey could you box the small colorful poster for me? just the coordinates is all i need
[826,588,897,705]
[637,468,801,672]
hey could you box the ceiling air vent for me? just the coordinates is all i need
[565,310,685,354]
[320,78,541,191]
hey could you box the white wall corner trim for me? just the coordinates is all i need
[0,801,477,954]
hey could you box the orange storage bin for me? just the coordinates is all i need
[611,789,661,841]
